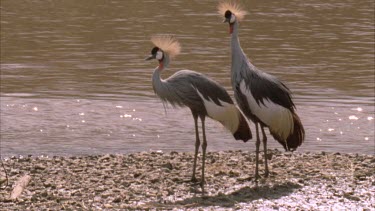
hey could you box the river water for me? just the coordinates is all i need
[1,0,374,156]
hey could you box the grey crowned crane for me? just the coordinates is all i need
[218,1,305,179]
[145,35,252,191]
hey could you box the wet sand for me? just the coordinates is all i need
[0,150,374,210]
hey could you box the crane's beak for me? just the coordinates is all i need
[223,18,229,23]
[145,55,154,61]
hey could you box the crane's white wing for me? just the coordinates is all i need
[239,80,293,140]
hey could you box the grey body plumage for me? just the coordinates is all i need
[146,35,251,192]
[153,68,234,116]
[231,36,295,120]
[220,2,305,180]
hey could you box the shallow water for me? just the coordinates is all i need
[1,0,374,156]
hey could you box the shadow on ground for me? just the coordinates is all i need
[149,181,301,209]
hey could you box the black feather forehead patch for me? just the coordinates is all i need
[225,10,232,19]
[151,47,160,55]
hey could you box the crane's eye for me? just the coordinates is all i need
[155,50,163,60]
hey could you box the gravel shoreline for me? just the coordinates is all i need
[1,150,374,210]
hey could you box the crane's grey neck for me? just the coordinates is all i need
[152,54,170,99]
[230,21,256,85]
[152,66,163,93]
[152,53,170,74]
[231,21,244,65]
[231,21,239,36]
[230,21,242,57]
[161,53,170,69]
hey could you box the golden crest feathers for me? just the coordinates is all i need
[218,0,247,21]
[151,35,181,58]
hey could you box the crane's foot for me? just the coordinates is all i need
[200,181,206,195]
[191,176,198,183]
[254,173,261,182]
[264,171,269,178]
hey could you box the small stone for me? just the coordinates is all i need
[94,196,101,202]
[98,154,111,162]
[95,186,106,193]
[133,172,142,178]
[101,192,112,199]
[162,162,173,170]
[343,192,361,201]
[104,204,113,208]
[0,177,7,186]
[90,178,100,183]
[34,164,46,170]
[41,191,48,197]
[31,195,38,202]
[72,168,84,173]
[229,170,240,177]
[113,197,121,203]
[170,151,178,155]
[237,176,251,182]
[10,169,20,175]
[171,177,181,182]
[150,178,159,183]
[43,182,53,188]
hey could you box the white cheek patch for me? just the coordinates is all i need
[230,15,236,24]
[156,51,163,60]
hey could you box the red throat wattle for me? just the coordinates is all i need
[229,24,234,34]
[158,60,164,69]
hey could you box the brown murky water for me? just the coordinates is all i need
[1,0,374,156]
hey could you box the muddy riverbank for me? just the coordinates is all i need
[1,150,374,210]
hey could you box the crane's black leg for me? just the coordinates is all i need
[200,116,207,193]
[255,122,261,180]
[191,113,200,183]
[261,126,269,177]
